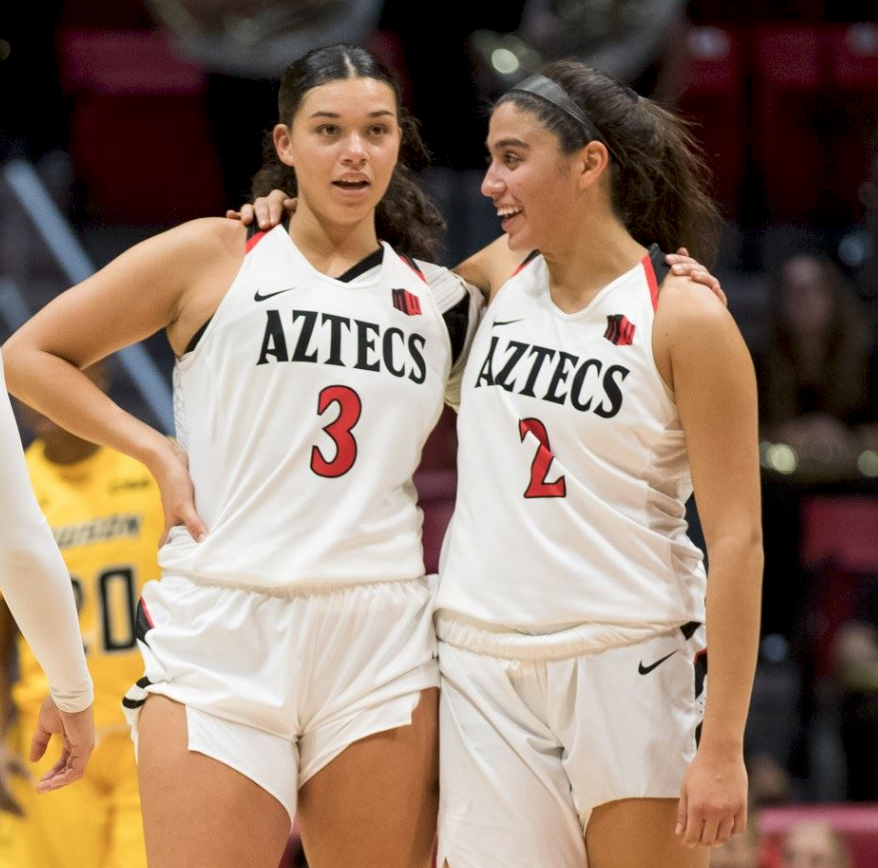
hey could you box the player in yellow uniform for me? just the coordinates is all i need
[0,364,163,868]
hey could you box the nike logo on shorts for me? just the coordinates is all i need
[254,287,297,302]
[492,318,525,327]
[638,650,677,675]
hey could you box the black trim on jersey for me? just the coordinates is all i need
[184,318,212,355]
[648,243,671,287]
[443,294,470,366]
[337,248,383,283]
[134,599,153,643]
[680,620,701,640]
[521,249,540,268]
[184,237,382,356]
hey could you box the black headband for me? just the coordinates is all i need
[508,74,620,163]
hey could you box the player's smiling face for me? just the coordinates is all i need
[481,102,582,252]
[276,77,402,226]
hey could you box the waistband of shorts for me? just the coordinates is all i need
[435,611,680,660]
[162,571,435,601]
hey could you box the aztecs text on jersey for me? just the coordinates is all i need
[437,252,706,631]
[13,445,163,730]
[160,227,452,591]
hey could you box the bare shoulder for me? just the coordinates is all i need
[154,217,247,262]
[655,273,732,334]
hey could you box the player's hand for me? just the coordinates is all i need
[226,190,295,230]
[666,248,727,307]
[150,440,207,546]
[0,742,28,814]
[31,697,95,793]
[676,745,747,848]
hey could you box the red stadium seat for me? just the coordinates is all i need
[752,25,825,224]
[760,803,878,868]
[799,495,878,677]
[677,26,747,217]
[752,24,878,227]
[58,30,225,223]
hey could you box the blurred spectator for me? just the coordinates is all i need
[710,819,763,868]
[756,252,877,640]
[831,620,878,800]
[758,252,876,468]
[748,753,795,809]
[780,821,852,868]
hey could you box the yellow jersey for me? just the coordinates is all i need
[11,443,163,732]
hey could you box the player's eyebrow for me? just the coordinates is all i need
[309,110,396,119]
[488,138,531,150]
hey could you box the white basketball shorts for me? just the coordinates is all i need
[437,623,706,868]
[123,574,439,823]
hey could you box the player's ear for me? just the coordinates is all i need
[274,124,294,168]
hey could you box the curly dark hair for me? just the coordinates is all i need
[250,44,445,262]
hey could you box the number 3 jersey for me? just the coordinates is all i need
[436,250,706,637]
[10,444,163,730]
[159,226,457,593]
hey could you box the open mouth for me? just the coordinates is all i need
[333,180,370,190]
[497,206,523,228]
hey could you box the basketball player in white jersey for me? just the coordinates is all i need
[2,44,481,868]
[0,357,94,793]
[432,66,761,868]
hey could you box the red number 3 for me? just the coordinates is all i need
[519,418,566,498]
[311,385,362,478]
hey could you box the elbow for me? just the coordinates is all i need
[2,336,28,397]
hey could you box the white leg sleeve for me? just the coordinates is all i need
[0,361,92,712]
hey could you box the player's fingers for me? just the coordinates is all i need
[225,209,242,220]
[239,203,256,226]
[29,726,51,762]
[675,789,688,838]
[36,764,84,792]
[181,505,207,543]
[676,247,689,257]
[283,197,297,211]
[713,815,737,847]
[698,814,722,848]
[254,201,273,230]
[683,800,705,848]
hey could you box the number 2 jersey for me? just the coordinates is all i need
[159,225,467,593]
[436,249,706,646]
[11,444,163,730]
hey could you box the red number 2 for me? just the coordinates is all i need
[311,385,362,478]
[519,418,566,498]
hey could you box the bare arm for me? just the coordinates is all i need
[3,217,245,540]
[654,278,762,849]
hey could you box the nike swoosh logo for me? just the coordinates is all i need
[492,318,525,327]
[638,651,677,675]
[254,287,297,302]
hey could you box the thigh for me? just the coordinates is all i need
[438,645,585,868]
[297,687,439,868]
[586,798,709,868]
[138,695,291,868]
[104,736,148,868]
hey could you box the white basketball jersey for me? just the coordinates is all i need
[437,250,706,630]
[159,226,452,592]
